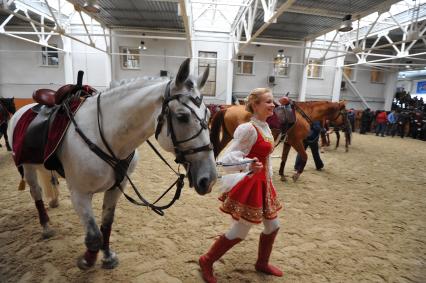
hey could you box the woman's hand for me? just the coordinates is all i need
[249,157,263,173]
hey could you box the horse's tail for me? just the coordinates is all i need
[210,109,226,158]
[17,165,26,190]
[37,170,60,204]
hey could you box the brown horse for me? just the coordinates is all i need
[210,101,349,181]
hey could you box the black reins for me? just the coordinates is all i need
[64,76,211,216]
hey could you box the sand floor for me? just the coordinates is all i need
[0,133,425,283]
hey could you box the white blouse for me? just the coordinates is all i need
[218,117,274,192]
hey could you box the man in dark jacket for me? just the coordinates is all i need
[360,108,373,134]
[295,121,324,171]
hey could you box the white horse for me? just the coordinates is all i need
[7,58,217,269]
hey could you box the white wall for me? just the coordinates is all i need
[111,31,188,83]
[69,25,110,90]
[232,42,303,99]
[0,33,65,98]
[0,27,401,110]
[0,24,110,98]
[192,32,232,104]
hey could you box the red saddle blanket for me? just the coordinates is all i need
[12,99,84,167]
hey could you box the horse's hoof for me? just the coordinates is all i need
[77,256,95,270]
[292,174,300,182]
[102,251,119,269]
[280,175,287,182]
[49,198,59,208]
[42,228,56,239]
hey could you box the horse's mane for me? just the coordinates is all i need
[106,76,168,93]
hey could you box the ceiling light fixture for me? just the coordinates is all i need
[83,0,101,13]
[138,41,147,50]
[338,14,353,32]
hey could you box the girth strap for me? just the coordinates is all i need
[293,103,313,125]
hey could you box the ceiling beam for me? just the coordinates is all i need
[286,5,346,19]
[306,0,401,41]
[239,0,296,52]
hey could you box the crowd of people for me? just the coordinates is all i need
[348,92,426,141]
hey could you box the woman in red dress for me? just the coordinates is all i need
[199,88,283,283]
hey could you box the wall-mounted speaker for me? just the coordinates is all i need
[268,75,275,84]
[160,70,168,77]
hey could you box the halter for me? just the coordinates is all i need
[154,81,213,165]
[330,107,351,131]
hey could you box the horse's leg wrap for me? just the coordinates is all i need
[85,219,103,252]
[83,249,99,267]
[35,200,49,225]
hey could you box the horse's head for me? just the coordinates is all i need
[156,58,217,195]
[0,97,16,114]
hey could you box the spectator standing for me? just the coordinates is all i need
[386,110,398,137]
[360,108,372,134]
[375,110,387,137]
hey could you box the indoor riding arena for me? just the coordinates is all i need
[0,1,425,283]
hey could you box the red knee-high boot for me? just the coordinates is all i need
[255,228,283,277]
[199,235,242,283]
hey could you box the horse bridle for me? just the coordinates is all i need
[330,108,351,130]
[154,81,213,165]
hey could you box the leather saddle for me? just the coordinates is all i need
[273,104,296,132]
[21,79,96,176]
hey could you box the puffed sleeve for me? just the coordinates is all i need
[218,123,257,173]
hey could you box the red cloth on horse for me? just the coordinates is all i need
[12,99,83,166]
[219,125,282,224]
[266,113,281,130]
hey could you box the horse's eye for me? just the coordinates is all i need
[176,112,190,123]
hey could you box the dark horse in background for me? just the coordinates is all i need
[0,97,16,151]
[321,109,352,152]
[210,101,350,181]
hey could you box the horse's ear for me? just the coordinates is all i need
[176,58,191,88]
[198,64,209,89]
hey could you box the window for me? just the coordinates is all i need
[273,56,290,77]
[343,62,356,81]
[307,58,323,78]
[121,47,140,69]
[41,45,59,66]
[236,55,254,74]
[370,69,384,83]
[198,51,217,96]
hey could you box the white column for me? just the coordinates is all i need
[331,44,345,102]
[61,35,73,84]
[298,41,308,101]
[105,32,112,87]
[384,71,398,111]
[225,36,234,104]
